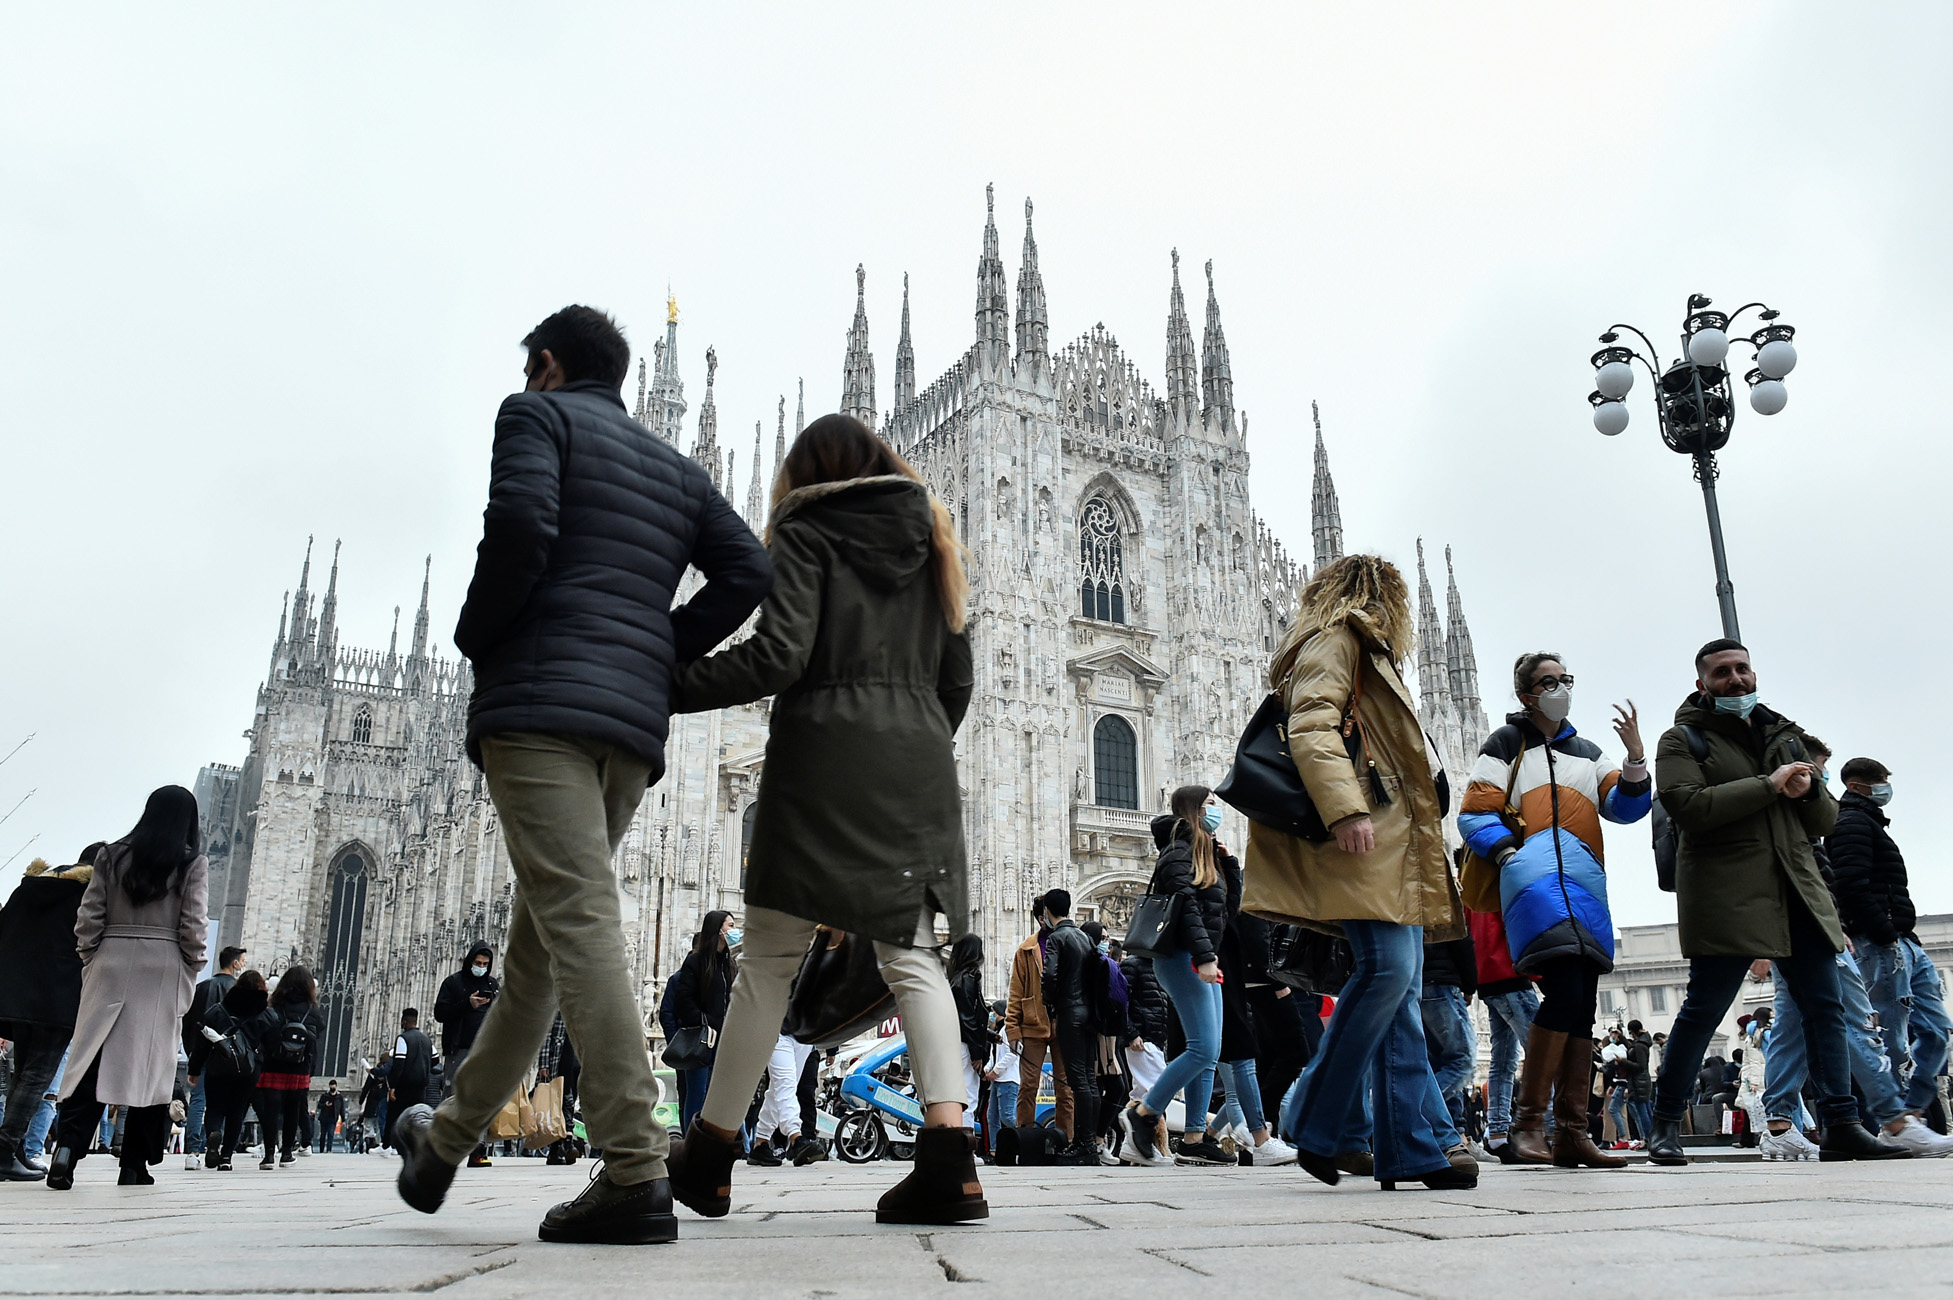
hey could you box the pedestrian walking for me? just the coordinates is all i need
[1038,892,1102,1165]
[1467,906,1538,1163]
[1420,928,1478,1145]
[391,305,773,1246]
[1241,555,1470,1192]
[315,1081,345,1153]
[387,1010,435,1141]
[1005,898,1074,1139]
[253,966,325,1170]
[181,945,246,1169]
[434,942,498,1167]
[47,788,209,1190]
[981,1002,1019,1159]
[662,413,983,1227]
[187,970,269,1170]
[0,850,97,1180]
[949,935,988,1131]
[1456,652,1651,1170]
[1120,950,1168,1109]
[668,911,735,1135]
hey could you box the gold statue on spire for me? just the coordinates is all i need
[666,291,679,324]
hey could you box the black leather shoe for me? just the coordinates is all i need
[538,1170,678,1244]
[117,1166,155,1186]
[1820,1122,1912,1161]
[745,1140,782,1167]
[393,1105,459,1214]
[1380,1163,1477,1191]
[3,1155,45,1182]
[1646,1117,1688,1166]
[44,1147,77,1191]
[1296,1147,1341,1186]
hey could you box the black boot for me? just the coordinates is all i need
[539,1168,677,1244]
[876,1126,988,1225]
[117,1163,155,1186]
[44,1146,78,1191]
[667,1118,739,1218]
[1819,1122,1911,1162]
[1646,1116,1687,1166]
[393,1105,459,1214]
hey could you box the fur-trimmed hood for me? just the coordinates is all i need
[770,475,933,591]
[25,857,93,884]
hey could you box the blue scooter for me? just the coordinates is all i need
[832,1035,924,1163]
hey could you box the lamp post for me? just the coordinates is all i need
[1588,294,1799,641]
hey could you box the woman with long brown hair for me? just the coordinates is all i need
[664,413,981,1226]
[1241,555,1473,1191]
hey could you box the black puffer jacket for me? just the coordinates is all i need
[1828,792,1915,945]
[1421,935,1478,996]
[455,379,774,773]
[1147,815,1227,966]
[1121,955,1168,1045]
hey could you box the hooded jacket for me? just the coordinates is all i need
[434,942,499,1055]
[674,476,974,947]
[455,378,774,775]
[1120,954,1168,1046]
[1147,815,1227,966]
[1827,791,1916,946]
[0,859,91,1035]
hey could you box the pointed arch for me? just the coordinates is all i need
[318,841,375,1077]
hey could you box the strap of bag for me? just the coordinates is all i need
[1500,737,1528,833]
[1341,654,1391,807]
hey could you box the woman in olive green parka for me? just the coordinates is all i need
[666,414,986,1229]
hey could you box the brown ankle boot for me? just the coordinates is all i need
[1552,1038,1627,1169]
[875,1126,988,1225]
[1507,1024,1565,1164]
[667,1118,738,1218]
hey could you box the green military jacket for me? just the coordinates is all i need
[1655,696,1840,959]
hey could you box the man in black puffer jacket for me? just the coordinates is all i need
[1039,891,1101,1163]
[396,306,771,1247]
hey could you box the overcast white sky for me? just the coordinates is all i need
[4,3,1948,927]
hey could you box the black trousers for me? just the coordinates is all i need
[1050,1017,1100,1148]
[203,1073,256,1156]
[53,1054,166,1174]
[796,1048,819,1138]
[1245,984,1312,1128]
[0,1025,69,1162]
[1532,956,1602,1038]
[256,1087,306,1157]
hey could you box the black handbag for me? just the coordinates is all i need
[1120,890,1182,961]
[786,928,895,1049]
[1215,664,1388,841]
[661,1024,716,1071]
[1264,923,1355,997]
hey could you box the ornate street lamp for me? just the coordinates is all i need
[1588,294,1799,640]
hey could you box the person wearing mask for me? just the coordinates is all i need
[1006,894,1073,1140]
[1646,639,1904,1165]
[1240,556,1469,1192]
[668,911,736,1135]
[388,1009,435,1144]
[434,942,499,1168]
[1830,756,1953,1135]
[1623,1019,1655,1145]
[316,1081,345,1153]
[253,966,326,1170]
[392,306,773,1246]
[0,850,97,1180]
[187,969,269,1170]
[1037,892,1102,1165]
[1456,653,1649,1171]
[46,787,208,1190]
[1467,906,1538,1163]
[1078,923,1129,1159]
[982,1001,1019,1162]
[181,945,247,1170]
[949,935,988,1133]
[662,414,983,1227]
[1120,788,1228,1169]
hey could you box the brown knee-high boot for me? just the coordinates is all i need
[1552,1038,1627,1169]
[1508,1025,1565,1165]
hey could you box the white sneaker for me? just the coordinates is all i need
[1250,1135,1299,1166]
[1758,1127,1820,1161]
[296,1147,310,1158]
[183,1153,200,1171]
[1885,1116,1953,1158]
[1229,1123,1256,1149]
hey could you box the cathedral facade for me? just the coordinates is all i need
[198,188,1486,1080]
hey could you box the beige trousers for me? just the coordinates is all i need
[701,905,964,1132]
[430,733,668,1183]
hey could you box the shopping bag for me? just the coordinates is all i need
[489,1092,526,1140]
[524,1077,567,1150]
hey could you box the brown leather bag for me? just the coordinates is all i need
[786,927,895,1048]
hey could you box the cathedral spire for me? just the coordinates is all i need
[1310,402,1344,567]
[317,539,341,661]
[291,536,315,646]
[746,421,765,523]
[1414,539,1452,719]
[385,605,400,671]
[633,356,648,426]
[1164,249,1199,406]
[893,273,917,412]
[795,377,805,436]
[692,346,723,490]
[1200,258,1234,427]
[276,590,289,645]
[840,265,876,429]
[974,183,1010,369]
[647,293,686,444]
[1015,197,1048,367]
[774,394,787,479]
[409,554,431,664]
[1445,546,1485,734]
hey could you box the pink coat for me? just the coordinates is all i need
[60,844,208,1108]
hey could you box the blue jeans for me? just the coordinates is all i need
[987,1080,1019,1145]
[1210,1058,1266,1135]
[1419,984,1476,1132]
[681,1067,714,1135]
[1654,897,1859,1128]
[1482,988,1538,1135]
[1606,1085,1629,1140]
[185,1075,208,1154]
[1763,952,1901,1128]
[1858,937,1952,1115]
[1280,921,1453,1181]
[1629,1100,1652,1140]
[1146,954,1222,1131]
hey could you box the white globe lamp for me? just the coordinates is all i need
[1688,327,1730,367]
[1592,401,1630,436]
[1748,379,1788,415]
[1594,360,1634,400]
[1756,338,1797,379]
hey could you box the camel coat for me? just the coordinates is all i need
[1241,612,1462,941]
[60,843,208,1107]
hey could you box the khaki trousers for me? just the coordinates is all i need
[430,732,668,1184]
[1015,1037,1075,1139]
[701,905,965,1132]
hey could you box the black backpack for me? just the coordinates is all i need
[267,1011,316,1070]
[1652,725,1710,892]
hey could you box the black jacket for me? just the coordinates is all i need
[1626,1031,1654,1102]
[190,979,271,1078]
[1040,919,1096,1026]
[182,972,238,1061]
[1828,793,1916,945]
[669,948,733,1053]
[1147,815,1226,965]
[317,1089,345,1125]
[1121,955,1168,1046]
[455,379,773,773]
[390,1027,435,1101]
[0,870,88,1035]
[951,969,989,1056]
[256,1000,328,1076]
[1421,935,1478,997]
[434,942,499,1055]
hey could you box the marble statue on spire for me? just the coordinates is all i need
[894,273,917,412]
[1200,259,1234,427]
[1015,197,1048,367]
[691,346,723,490]
[1164,249,1198,407]
[1310,401,1344,568]
[840,265,876,428]
[975,183,1010,369]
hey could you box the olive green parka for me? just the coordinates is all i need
[672,476,973,947]
[1656,696,1840,959]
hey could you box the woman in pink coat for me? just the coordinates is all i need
[46,786,207,1189]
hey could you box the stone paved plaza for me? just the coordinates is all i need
[7,1153,1952,1298]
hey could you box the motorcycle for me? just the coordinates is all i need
[829,1034,923,1163]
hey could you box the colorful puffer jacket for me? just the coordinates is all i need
[1457,712,1651,973]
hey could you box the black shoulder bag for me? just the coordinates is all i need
[1215,652,1389,841]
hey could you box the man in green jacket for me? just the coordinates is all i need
[1645,639,1906,1165]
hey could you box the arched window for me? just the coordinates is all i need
[1093,715,1138,810]
[317,849,369,1077]
[351,706,373,745]
[739,800,758,893]
[1078,496,1126,624]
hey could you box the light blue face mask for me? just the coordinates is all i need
[1200,806,1223,833]
[1712,692,1759,719]
[1097,940,1111,955]
[725,928,743,948]
[1869,783,1894,807]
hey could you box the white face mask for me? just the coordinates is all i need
[471,964,488,977]
[1533,686,1572,724]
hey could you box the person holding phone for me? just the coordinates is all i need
[434,943,499,1167]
